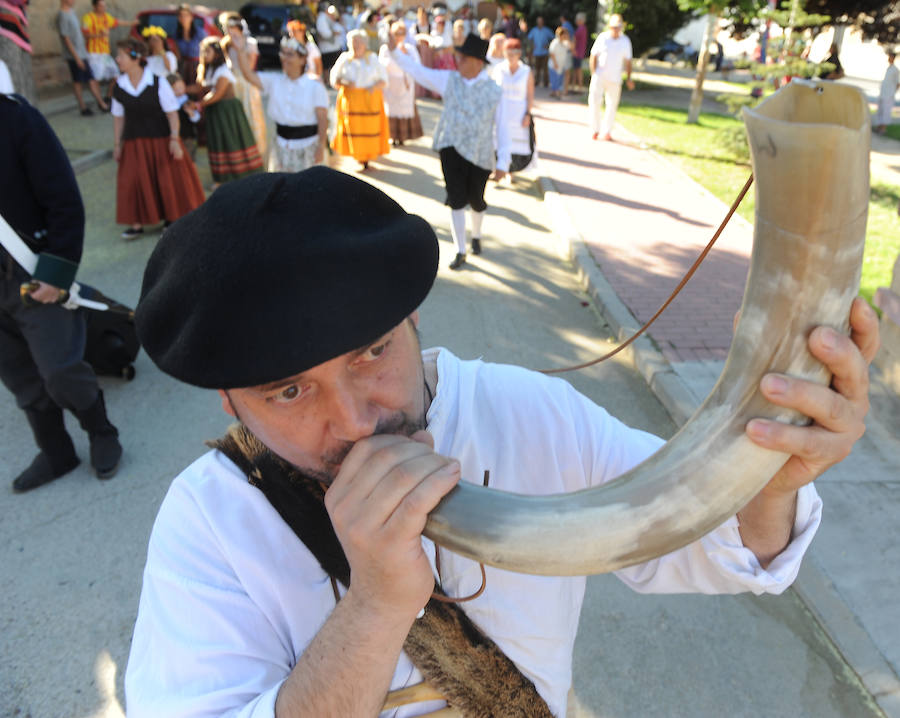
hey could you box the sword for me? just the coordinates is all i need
[0,212,109,311]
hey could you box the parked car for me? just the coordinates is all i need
[240,3,315,69]
[646,39,700,67]
[131,5,222,55]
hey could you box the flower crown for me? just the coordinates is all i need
[142,25,168,39]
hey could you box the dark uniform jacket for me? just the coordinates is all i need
[0,93,85,289]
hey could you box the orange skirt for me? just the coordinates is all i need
[331,86,390,163]
[116,136,205,226]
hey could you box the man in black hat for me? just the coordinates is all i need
[0,93,122,492]
[125,167,879,717]
[388,32,509,270]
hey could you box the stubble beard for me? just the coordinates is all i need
[313,408,427,484]
[226,320,428,485]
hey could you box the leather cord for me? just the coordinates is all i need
[540,174,754,375]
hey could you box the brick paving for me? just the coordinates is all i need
[532,89,753,363]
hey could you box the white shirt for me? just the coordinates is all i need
[590,31,633,83]
[304,38,322,77]
[110,66,178,117]
[205,63,236,88]
[145,51,177,78]
[329,50,386,88]
[258,72,328,148]
[316,13,345,54]
[549,38,570,71]
[125,348,821,718]
[390,50,510,170]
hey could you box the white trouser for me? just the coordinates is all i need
[588,74,623,136]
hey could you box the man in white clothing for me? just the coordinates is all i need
[316,5,346,82]
[588,13,633,141]
[125,167,879,717]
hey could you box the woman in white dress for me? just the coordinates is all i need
[493,37,536,180]
[486,32,507,78]
[220,12,267,158]
[875,50,899,134]
[378,20,423,146]
[234,34,328,172]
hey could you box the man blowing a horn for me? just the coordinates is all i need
[125,168,879,717]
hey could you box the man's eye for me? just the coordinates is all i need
[360,340,390,361]
[272,384,303,403]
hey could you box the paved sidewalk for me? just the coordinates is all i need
[531,86,900,717]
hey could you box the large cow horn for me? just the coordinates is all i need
[424,81,871,576]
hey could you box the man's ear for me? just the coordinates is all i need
[218,389,237,418]
[410,310,419,328]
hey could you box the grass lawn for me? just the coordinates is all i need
[614,103,900,306]
[884,124,900,142]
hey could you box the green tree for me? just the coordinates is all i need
[609,0,693,56]
[677,0,766,123]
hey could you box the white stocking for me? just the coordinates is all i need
[469,209,484,239]
[450,208,467,254]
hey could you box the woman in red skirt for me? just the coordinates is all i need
[111,38,205,239]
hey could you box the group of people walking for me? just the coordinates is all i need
[55,0,639,245]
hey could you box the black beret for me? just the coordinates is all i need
[135,167,439,389]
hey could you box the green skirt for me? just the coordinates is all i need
[206,97,264,182]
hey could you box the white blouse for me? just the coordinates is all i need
[145,51,177,77]
[259,72,328,138]
[329,50,386,88]
[110,66,178,117]
[205,63,236,88]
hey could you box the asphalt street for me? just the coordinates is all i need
[0,96,884,718]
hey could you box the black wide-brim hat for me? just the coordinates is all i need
[135,167,439,389]
[454,32,489,61]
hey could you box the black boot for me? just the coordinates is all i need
[75,391,122,479]
[449,253,466,270]
[13,407,80,493]
[471,238,482,255]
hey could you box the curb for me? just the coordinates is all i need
[537,174,697,426]
[37,94,114,176]
[72,149,113,175]
[537,172,900,718]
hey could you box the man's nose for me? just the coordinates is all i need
[327,380,379,442]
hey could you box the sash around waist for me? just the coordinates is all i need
[276,123,318,140]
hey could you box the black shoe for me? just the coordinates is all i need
[449,253,466,270]
[13,406,81,493]
[121,226,143,240]
[12,452,80,493]
[80,107,94,116]
[75,392,122,479]
[471,238,482,255]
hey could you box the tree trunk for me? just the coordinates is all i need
[687,12,717,124]
[779,0,801,63]
[0,37,36,103]
[833,24,846,51]
[595,0,608,35]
